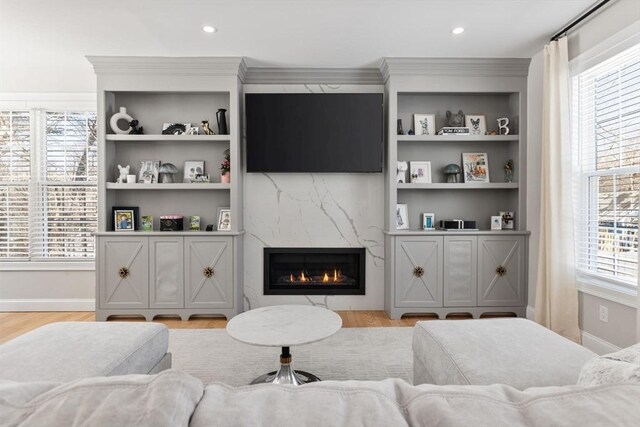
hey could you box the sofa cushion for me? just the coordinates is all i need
[578,343,640,386]
[0,322,168,382]
[413,318,596,389]
[0,370,203,427]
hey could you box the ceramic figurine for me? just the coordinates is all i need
[504,159,514,183]
[446,110,465,127]
[110,107,133,134]
[397,119,405,135]
[116,164,130,183]
[407,129,414,135]
[201,120,215,135]
[128,120,144,134]
[158,163,178,183]
[216,109,228,135]
[397,161,408,183]
[497,117,510,135]
[443,163,461,183]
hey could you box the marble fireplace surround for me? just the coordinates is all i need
[243,84,385,311]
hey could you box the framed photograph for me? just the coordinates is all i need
[413,114,436,136]
[139,160,160,183]
[186,126,199,135]
[112,206,139,231]
[465,114,487,135]
[500,211,515,230]
[184,161,205,183]
[396,204,409,230]
[142,215,153,231]
[189,215,200,231]
[491,215,502,230]
[422,213,435,230]
[410,161,432,184]
[162,123,192,135]
[217,207,231,231]
[462,153,490,183]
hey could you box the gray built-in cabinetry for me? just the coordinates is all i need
[87,57,246,321]
[381,59,531,319]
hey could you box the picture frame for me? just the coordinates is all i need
[112,206,139,231]
[413,114,436,136]
[217,207,231,231]
[422,213,435,230]
[491,215,502,230]
[396,204,409,230]
[410,161,432,184]
[139,160,160,183]
[500,211,515,230]
[184,161,205,183]
[161,123,192,135]
[189,215,201,231]
[462,152,490,183]
[465,114,487,135]
[193,173,210,183]
[142,215,153,231]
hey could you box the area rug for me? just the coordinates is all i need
[168,327,413,386]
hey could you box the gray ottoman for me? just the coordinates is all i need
[413,318,596,389]
[0,322,171,382]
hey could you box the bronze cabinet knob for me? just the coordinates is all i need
[496,265,507,276]
[203,267,214,278]
[118,267,129,278]
[413,266,425,278]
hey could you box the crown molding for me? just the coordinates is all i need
[86,56,247,78]
[243,67,383,85]
[379,58,531,81]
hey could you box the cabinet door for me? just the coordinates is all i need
[444,236,477,307]
[478,236,525,306]
[394,236,443,308]
[185,237,233,309]
[149,236,184,309]
[99,237,148,309]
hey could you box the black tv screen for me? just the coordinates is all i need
[246,93,383,173]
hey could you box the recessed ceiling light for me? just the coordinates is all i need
[202,26,216,33]
[451,27,465,35]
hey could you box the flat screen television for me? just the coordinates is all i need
[245,93,383,173]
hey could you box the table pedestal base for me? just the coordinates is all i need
[250,346,321,385]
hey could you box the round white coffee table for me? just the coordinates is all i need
[226,305,342,385]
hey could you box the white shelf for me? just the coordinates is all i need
[396,135,519,142]
[397,183,518,190]
[384,229,530,236]
[105,134,230,142]
[94,231,244,236]
[106,183,230,190]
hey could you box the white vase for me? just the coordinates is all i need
[110,107,133,135]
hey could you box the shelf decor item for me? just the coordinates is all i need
[465,114,487,135]
[497,117,510,135]
[443,163,461,183]
[413,114,435,136]
[128,120,144,134]
[397,119,404,135]
[438,127,470,135]
[139,160,160,183]
[491,216,502,230]
[462,152,490,183]
[116,164,130,183]
[220,148,230,183]
[445,110,465,127]
[504,159,514,183]
[396,161,408,183]
[126,174,136,184]
[189,216,200,231]
[201,120,215,135]
[410,161,432,184]
[422,213,435,230]
[217,207,231,231]
[439,219,478,231]
[184,161,205,183]
[112,206,139,231]
[158,163,178,183]
[142,215,153,231]
[216,109,228,135]
[500,211,514,230]
[109,107,134,135]
[162,123,191,135]
[396,204,409,230]
[160,215,183,231]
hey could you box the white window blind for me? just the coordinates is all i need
[0,109,97,262]
[572,44,640,287]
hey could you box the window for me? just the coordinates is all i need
[572,44,640,288]
[0,109,97,261]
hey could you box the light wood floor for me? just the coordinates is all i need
[0,311,449,345]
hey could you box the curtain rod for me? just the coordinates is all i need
[550,0,612,41]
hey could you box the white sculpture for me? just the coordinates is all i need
[497,117,510,135]
[117,164,130,183]
[110,107,133,135]
[397,161,408,183]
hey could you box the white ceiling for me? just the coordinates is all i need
[0,0,596,92]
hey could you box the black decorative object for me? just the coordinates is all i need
[446,110,465,127]
[216,109,228,135]
[205,224,214,231]
[160,215,183,231]
[407,129,414,135]
[128,120,144,134]
[397,119,404,135]
[162,123,187,135]
[439,220,477,230]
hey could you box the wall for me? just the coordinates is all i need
[242,84,386,310]
[526,0,639,350]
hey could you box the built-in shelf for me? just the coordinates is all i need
[106,183,230,190]
[105,134,230,142]
[94,231,244,236]
[396,135,519,142]
[384,230,531,236]
[397,183,518,190]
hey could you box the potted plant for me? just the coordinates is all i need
[220,149,230,183]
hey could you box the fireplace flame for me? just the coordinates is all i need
[290,273,294,282]
[334,269,339,281]
[322,272,329,282]
[300,271,307,282]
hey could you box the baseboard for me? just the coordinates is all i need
[581,330,621,355]
[526,305,535,320]
[0,299,95,312]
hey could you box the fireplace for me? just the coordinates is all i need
[264,248,365,295]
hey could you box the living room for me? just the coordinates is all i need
[0,0,639,425]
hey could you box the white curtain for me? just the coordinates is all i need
[535,37,581,343]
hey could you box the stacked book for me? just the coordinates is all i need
[437,127,470,135]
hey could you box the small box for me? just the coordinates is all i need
[160,215,183,231]
[439,220,478,230]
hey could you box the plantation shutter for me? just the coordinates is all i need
[573,43,640,286]
[0,111,31,259]
[31,111,98,259]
